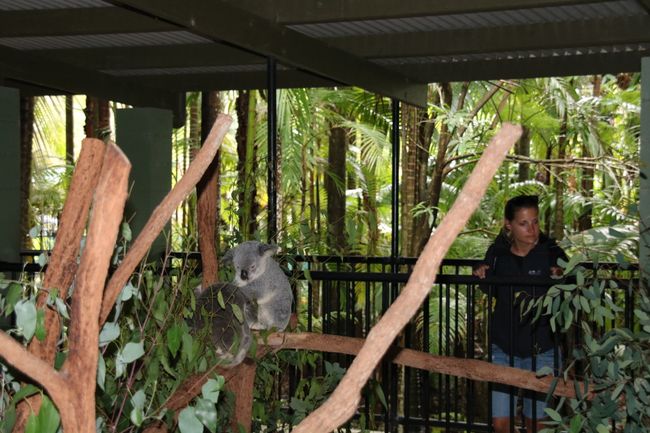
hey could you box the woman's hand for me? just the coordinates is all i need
[472,264,489,279]
[550,266,563,278]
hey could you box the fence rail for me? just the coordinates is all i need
[1,253,639,433]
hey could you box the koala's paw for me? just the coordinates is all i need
[249,322,265,330]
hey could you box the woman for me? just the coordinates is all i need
[473,195,566,433]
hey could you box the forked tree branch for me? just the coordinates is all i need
[292,123,523,433]
[58,143,131,433]
[13,138,107,433]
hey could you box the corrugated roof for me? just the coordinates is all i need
[104,64,268,77]
[0,0,109,10]
[0,31,212,50]
[289,0,642,38]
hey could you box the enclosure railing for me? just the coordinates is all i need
[2,253,639,433]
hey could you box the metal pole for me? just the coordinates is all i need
[267,57,277,243]
[391,98,400,261]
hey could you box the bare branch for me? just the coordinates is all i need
[292,124,522,433]
[100,114,232,325]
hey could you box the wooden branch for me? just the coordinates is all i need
[60,143,131,433]
[14,138,107,433]
[143,329,575,433]
[265,333,576,398]
[0,332,70,404]
[293,124,522,433]
[100,114,232,325]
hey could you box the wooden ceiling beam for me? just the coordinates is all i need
[109,0,427,107]
[0,45,181,115]
[0,7,177,37]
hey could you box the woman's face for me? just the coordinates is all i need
[505,206,540,247]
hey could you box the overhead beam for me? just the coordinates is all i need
[32,43,262,70]
[0,7,177,37]
[123,70,339,92]
[0,45,180,114]
[328,16,650,59]
[390,51,643,83]
[109,0,427,107]
[227,0,614,23]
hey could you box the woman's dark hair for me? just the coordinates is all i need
[504,195,539,221]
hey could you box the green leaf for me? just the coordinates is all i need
[544,408,562,422]
[167,323,183,357]
[24,412,38,433]
[217,290,225,309]
[99,322,120,346]
[15,299,37,341]
[202,377,224,403]
[54,297,69,319]
[596,424,609,433]
[121,341,145,363]
[12,385,40,403]
[35,309,46,341]
[231,303,244,323]
[97,354,106,391]
[121,222,132,242]
[37,396,60,433]
[178,407,203,433]
[194,398,218,433]
[569,414,583,433]
[4,283,23,316]
[129,390,146,427]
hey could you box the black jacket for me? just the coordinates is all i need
[479,232,567,357]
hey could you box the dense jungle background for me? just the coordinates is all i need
[2,73,647,433]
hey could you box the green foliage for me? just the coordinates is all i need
[522,256,650,432]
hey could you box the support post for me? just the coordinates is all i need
[115,107,172,259]
[641,58,650,287]
[267,57,278,243]
[0,86,20,263]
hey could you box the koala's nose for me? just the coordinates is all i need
[240,270,248,280]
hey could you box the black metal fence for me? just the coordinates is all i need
[1,254,639,432]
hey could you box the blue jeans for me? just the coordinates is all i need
[490,345,560,420]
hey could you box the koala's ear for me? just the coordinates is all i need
[222,249,234,264]
[258,243,280,257]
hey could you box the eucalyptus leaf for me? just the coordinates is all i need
[194,398,218,433]
[202,377,224,403]
[120,341,145,363]
[97,354,106,391]
[178,407,203,433]
[15,299,37,341]
[37,396,60,433]
[167,323,182,357]
[99,322,120,345]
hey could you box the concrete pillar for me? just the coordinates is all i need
[641,58,650,286]
[0,87,21,263]
[116,107,172,259]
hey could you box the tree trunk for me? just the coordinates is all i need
[84,96,110,139]
[65,95,74,166]
[236,90,259,240]
[516,126,531,182]
[578,76,600,231]
[19,96,34,251]
[325,123,348,253]
[197,91,223,286]
[416,83,453,253]
[552,112,568,240]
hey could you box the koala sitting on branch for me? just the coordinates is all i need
[223,241,293,331]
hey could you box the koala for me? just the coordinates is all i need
[222,241,293,331]
[190,282,256,366]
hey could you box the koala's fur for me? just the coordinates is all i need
[223,241,292,331]
[191,282,255,366]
